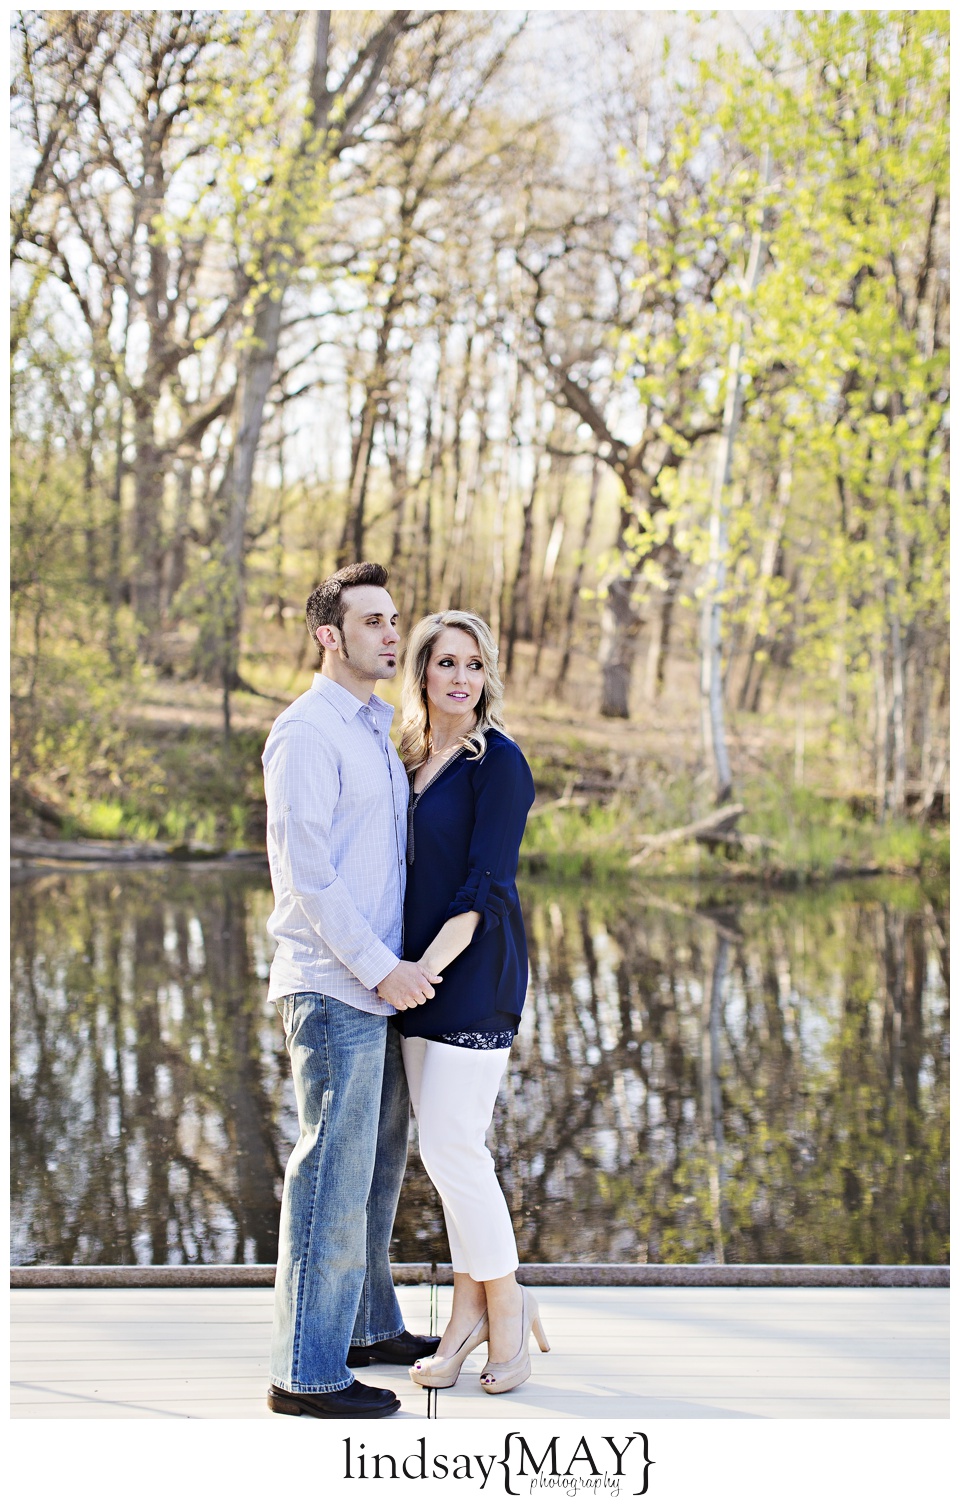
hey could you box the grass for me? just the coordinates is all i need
[59,725,267,850]
[743,780,949,880]
[19,664,948,888]
[520,778,947,887]
[523,799,636,882]
[67,745,947,886]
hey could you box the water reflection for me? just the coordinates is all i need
[10,867,949,1266]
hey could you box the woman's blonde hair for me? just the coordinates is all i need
[398,610,507,771]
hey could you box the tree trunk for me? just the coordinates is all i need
[337,387,378,566]
[890,610,907,816]
[163,458,192,618]
[737,447,792,709]
[531,455,570,676]
[220,285,285,714]
[387,411,410,567]
[215,11,411,703]
[490,211,526,647]
[438,336,482,609]
[107,386,126,673]
[599,559,643,719]
[489,361,521,645]
[81,378,103,592]
[405,343,445,624]
[130,399,167,648]
[874,637,890,820]
[643,536,684,703]
[489,443,510,645]
[553,455,601,695]
[699,145,770,801]
[506,438,549,673]
[340,275,408,566]
[699,553,733,802]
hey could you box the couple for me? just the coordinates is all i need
[262,561,548,1420]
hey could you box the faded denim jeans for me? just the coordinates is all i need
[269,993,408,1393]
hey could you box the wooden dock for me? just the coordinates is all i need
[11,1283,948,1420]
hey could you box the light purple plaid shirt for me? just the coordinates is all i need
[262,673,407,1013]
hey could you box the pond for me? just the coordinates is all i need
[10,864,949,1268]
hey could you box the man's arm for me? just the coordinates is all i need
[264,718,406,991]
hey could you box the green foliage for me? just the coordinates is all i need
[69,725,268,848]
[9,11,948,840]
[519,770,945,885]
[9,430,265,846]
[523,800,634,881]
[720,13,948,708]
[10,439,163,827]
[622,11,948,798]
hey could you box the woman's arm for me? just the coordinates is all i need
[398,737,534,992]
[418,909,482,977]
[443,737,536,940]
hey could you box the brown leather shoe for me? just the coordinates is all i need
[267,1379,400,1418]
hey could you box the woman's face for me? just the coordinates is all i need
[424,627,485,723]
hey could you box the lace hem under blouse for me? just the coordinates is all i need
[432,1029,515,1050]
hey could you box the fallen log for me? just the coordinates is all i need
[12,836,173,861]
[627,804,746,867]
[694,829,781,854]
[11,836,267,865]
[10,780,66,829]
[626,805,781,866]
[531,778,590,814]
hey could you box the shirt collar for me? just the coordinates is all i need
[312,673,396,733]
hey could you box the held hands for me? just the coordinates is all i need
[376,959,443,1012]
[376,916,474,1010]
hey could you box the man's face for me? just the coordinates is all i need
[321,585,400,682]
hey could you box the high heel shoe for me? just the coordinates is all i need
[479,1287,550,1395]
[408,1311,488,1389]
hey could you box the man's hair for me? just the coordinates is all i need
[305,561,389,660]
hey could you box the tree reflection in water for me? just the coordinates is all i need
[10,868,949,1267]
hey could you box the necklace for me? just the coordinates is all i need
[416,742,460,789]
[426,740,459,765]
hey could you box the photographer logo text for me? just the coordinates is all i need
[344,1431,654,1497]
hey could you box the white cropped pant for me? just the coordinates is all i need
[400,1036,519,1282]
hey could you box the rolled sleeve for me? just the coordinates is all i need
[266,720,401,988]
[444,739,535,939]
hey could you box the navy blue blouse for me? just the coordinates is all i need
[394,729,535,1040]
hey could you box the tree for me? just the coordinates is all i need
[211,9,429,726]
[709,10,949,812]
[507,48,763,716]
[11,10,256,657]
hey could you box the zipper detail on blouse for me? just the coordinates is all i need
[406,747,467,865]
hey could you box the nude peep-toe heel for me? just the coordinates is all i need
[479,1287,550,1395]
[409,1311,489,1389]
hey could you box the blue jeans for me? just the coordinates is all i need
[269,993,408,1393]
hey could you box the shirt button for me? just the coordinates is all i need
[484,869,491,876]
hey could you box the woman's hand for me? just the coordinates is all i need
[376,960,443,1011]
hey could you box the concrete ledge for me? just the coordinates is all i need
[10,1262,949,1289]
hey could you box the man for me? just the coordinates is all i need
[263,561,440,1420]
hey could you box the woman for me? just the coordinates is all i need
[382,609,549,1394]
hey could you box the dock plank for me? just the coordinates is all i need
[10,1284,948,1421]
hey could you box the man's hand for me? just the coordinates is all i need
[376,960,443,1011]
